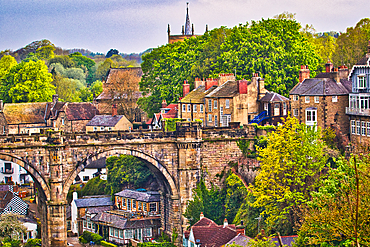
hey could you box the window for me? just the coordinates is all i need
[108,127,112,131]
[362,121,366,136]
[138,201,142,211]
[305,96,310,103]
[83,220,87,228]
[306,109,317,126]
[187,104,191,112]
[119,229,123,239]
[193,105,197,112]
[208,114,212,122]
[87,220,91,229]
[61,118,65,125]
[149,203,157,212]
[351,120,356,134]
[53,121,56,127]
[293,109,299,116]
[93,127,97,131]
[332,96,338,102]
[115,228,119,237]
[208,99,212,112]
[100,127,105,131]
[127,199,131,210]
[358,75,366,89]
[83,176,89,182]
[360,96,369,109]
[143,202,147,211]
[200,104,204,113]
[132,199,136,209]
[314,96,319,103]
[144,228,152,237]
[356,121,361,135]
[125,229,134,239]
[122,198,126,208]
[214,100,217,109]
[187,118,191,122]
[367,122,370,136]
[274,103,280,116]
[214,115,218,127]
[292,95,298,101]
[109,227,113,236]
[226,99,230,109]
[220,106,224,118]
[182,104,186,113]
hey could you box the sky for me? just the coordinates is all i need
[1,0,370,54]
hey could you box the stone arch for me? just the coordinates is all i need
[0,152,50,200]
[62,148,179,199]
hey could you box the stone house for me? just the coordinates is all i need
[290,64,352,134]
[45,95,99,133]
[95,67,147,124]
[74,157,106,184]
[3,102,48,134]
[86,105,133,132]
[114,189,160,217]
[183,213,238,247]
[346,41,370,144]
[258,92,289,125]
[179,73,267,127]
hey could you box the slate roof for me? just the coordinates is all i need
[90,211,160,230]
[4,102,47,125]
[86,115,126,127]
[290,78,352,96]
[45,102,98,121]
[74,196,113,208]
[356,53,370,66]
[114,189,160,203]
[225,233,252,246]
[206,80,240,98]
[180,85,218,104]
[270,235,298,247]
[189,217,238,247]
[260,92,289,102]
[85,157,106,169]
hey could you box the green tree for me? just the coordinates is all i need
[0,213,26,241]
[69,52,96,85]
[48,55,75,68]
[298,154,370,246]
[249,116,328,235]
[81,176,107,196]
[36,45,55,60]
[0,55,17,79]
[0,60,55,103]
[105,155,155,196]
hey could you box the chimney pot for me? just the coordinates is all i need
[299,65,310,83]
[223,218,228,228]
[200,212,204,219]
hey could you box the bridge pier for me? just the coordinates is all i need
[43,202,68,247]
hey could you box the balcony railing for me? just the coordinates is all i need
[1,167,14,174]
[346,107,370,116]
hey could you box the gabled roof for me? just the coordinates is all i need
[86,115,128,127]
[193,217,217,227]
[162,103,178,118]
[74,196,113,208]
[206,80,240,98]
[260,92,289,103]
[114,189,160,203]
[225,233,252,246]
[45,102,98,121]
[290,78,351,96]
[4,102,47,125]
[180,85,217,104]
[270,235,298,247]
[355,53,370,66]
[85,157,106,169]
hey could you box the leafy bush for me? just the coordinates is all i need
[81,231,103,244]
[25,238,42,247]
[79,236,88,244]
[138,242,175,247]
[101,240,118,247]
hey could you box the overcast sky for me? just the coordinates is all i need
[1,0,369,54]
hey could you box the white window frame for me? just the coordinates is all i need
[214,100,217,109]
[225,99,230,109]
[351,120,356,135]
[187,104,191,112]
[293,109,299,116]
[61,118,65,125]
[367,122,370,137]
[293,95,299,101]
[358,75,366,89]
[332,96,338,102]
[362,121,366,136]
[182,104,186,113]
[208,114,212,122]
[193,105,197,112]
[208,99,212,112]
[200,104,204,113]
[305,109,317,126]
[214,115,218,127]
[356,121,361,135]
[314,96,319,103]
[305,96,310,103]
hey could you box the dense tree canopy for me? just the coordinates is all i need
[139,18,321,116]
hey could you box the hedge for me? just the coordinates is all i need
[101,240,118,247]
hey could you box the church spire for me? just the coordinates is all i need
[184,2,192,35]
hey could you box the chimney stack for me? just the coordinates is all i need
[52,94,58,107]
[161,100,167,108]
[238,79,248,94]
[325,61,334,73]
[299,65,310,83]
[205,78,218,90]
[330,68,340,83]
[183,80,190,97]
[112,104,118,117]
[200,212,204,219]
[236,220,245,235]
[338,65,349,80]
[223,218,228,228]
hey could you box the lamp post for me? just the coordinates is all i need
[254,216,262,234]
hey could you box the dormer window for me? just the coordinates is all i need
[358,75,366,89]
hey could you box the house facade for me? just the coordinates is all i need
[258,92,289,125]
[0,160,30,184]
[148,101,178,130]
[346,43,370,144]
[290,64,351,134]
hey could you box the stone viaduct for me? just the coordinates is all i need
[0,122,256,246]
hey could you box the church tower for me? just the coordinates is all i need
[167,3,205,44]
